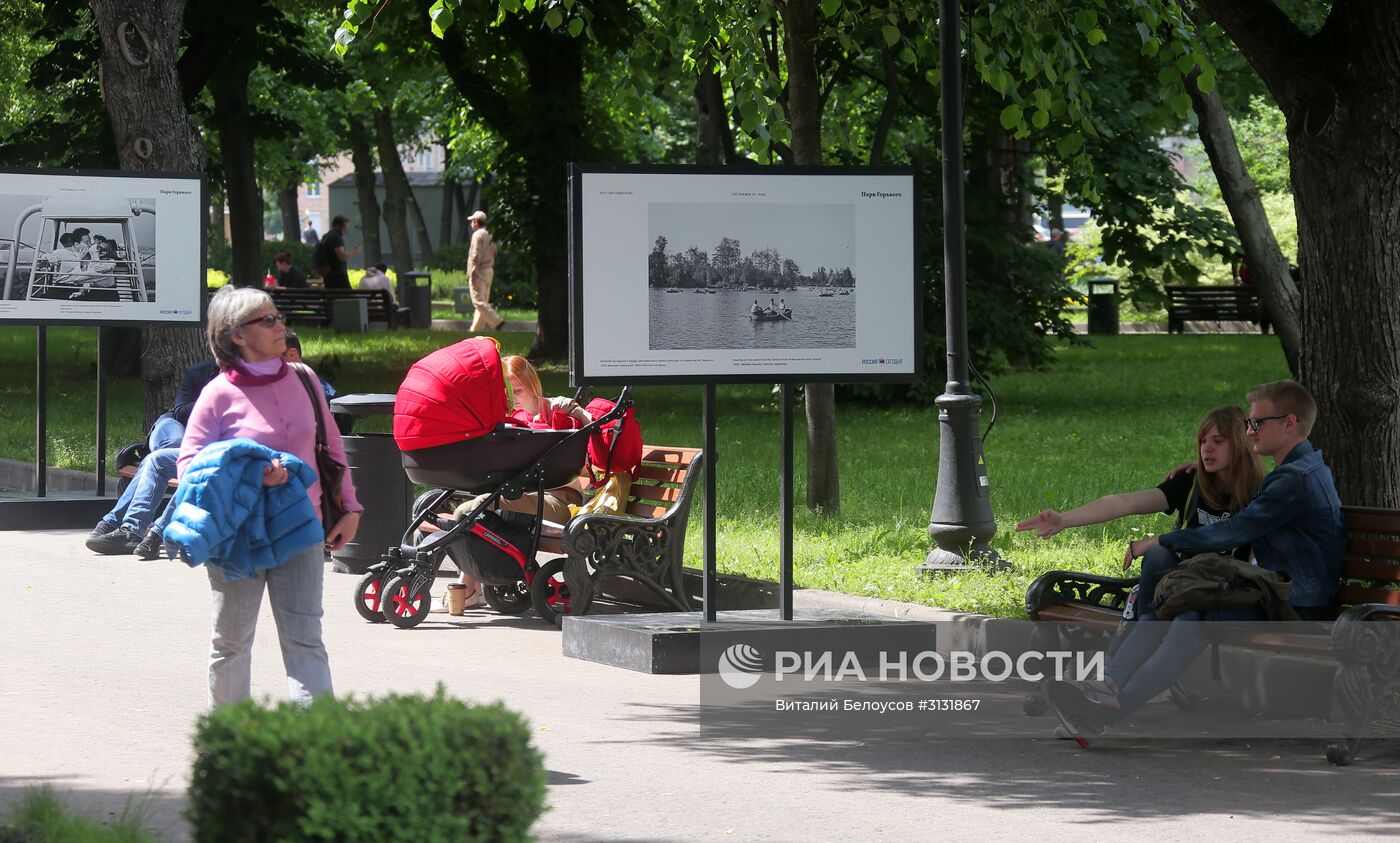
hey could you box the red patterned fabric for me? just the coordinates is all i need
[393,337,508,450]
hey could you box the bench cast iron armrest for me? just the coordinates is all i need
[559,448,703,615]
[1331,602,1400,669]
[1025,570,1139,619]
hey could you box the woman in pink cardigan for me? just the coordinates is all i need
[180,286,362,707]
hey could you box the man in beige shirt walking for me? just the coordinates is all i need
[466,210,503,331]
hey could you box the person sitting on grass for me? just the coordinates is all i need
[1043,380,1345,747]
[1017,405,1263,617]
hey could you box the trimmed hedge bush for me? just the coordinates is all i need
[188,690,546,843]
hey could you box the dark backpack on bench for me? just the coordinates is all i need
[1150,552,1299,622]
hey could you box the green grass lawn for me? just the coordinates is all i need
[0,326,1289,616]
[430,305,536,322]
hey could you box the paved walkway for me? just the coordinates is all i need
[2,529,1398,841]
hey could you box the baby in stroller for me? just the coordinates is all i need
[355,336,636,628]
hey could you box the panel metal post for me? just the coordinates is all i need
[35,326,47,498]
[96,328,108,496]
[702,383,717,622]
[779,384,794,620]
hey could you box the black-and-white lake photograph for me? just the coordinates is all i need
[648,202,857,350]
[0,193,157,304]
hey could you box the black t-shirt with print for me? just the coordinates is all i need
[1157,469,1251,560]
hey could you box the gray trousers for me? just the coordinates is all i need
[206,542,332,708]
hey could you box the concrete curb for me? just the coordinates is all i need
[0,458,122,493]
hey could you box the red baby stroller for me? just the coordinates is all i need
[352,337,633,629]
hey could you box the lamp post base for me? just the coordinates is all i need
[918,544,1010,575]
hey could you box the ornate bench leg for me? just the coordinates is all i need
[562,556,596,618]
[1326,665,1376,767]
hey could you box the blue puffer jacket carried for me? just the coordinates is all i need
[163,438,325,581]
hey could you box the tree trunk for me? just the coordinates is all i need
[439,142,456,250]
[869,46,898,166]
[1197,0,1400,507]
[348,117,382,266]
[779,0,839,515]
[694,59,726,166]
[276,172,300,244]
[212,71,262,286]
[209,189,225,241]
[1187,71,1300,374]
[90,0,208,428]
[428,6,583,359]
[518,32,583,360]
[407,183,434,265]
[1046,160,1063,232]
[1290,103,1400,507]
[374,106,415,273]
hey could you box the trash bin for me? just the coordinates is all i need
[328,394,411,575]
[453,286,473,314]
[398,271,433,328]
[1086,277,1119,336]
[331,297,368,334]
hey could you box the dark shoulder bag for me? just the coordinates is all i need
[292,364,347,530]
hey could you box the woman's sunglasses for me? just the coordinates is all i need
[241,312,286,329]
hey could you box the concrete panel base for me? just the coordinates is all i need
[562,608,936,675]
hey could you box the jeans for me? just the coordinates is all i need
[101,447,180,535]
[1107,607,1266,714]
[206,543,332,708]
[147,414,185,451]
[1136,545,1181,614]
[101,416,186,533]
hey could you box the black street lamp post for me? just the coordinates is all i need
[921,0,1004,574]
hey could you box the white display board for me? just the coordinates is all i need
[0,168,207,326]
[569,165,921,385]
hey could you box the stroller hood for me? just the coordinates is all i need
[394,337,509,451]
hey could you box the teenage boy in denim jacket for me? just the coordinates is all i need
[1047,380,1345,746]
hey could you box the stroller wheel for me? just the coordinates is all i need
[529,559,571,628]
[353,570,390,623]
[381,576,431,629]
[483,581,532,615]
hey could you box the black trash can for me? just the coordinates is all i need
[1086,277,1120,336]
[398,271,433,328]
[328,394,411,575]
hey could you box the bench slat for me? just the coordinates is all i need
[1346,537,1400,560]
[1341,557,1400,583]
[632,466,690,487]
[625,502,669,520]
[1340,506,1400,533]
[628,482,684,504]
[1338,585,1400,606]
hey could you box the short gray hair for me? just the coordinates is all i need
[207,286,274,370]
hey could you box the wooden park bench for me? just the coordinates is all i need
[415,444,703,621]
[1024,505,1400,766]
[1165,285,1271,334]
[543,445,703,618]
[268,287,404,329]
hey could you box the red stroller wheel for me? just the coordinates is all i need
[353,570,390,623]
[529,559,571,628]
[381,576,432,629]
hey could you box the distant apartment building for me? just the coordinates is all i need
[295,142,454,267]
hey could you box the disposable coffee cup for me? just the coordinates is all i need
[446,582,467,616]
